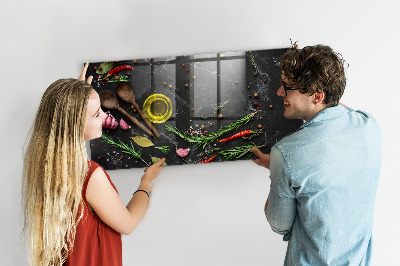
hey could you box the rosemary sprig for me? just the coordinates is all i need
[218,143,266,161]
[165,111,258,149]
[155,146,170,154]
[106,75,129,83]
[101,134,149,166]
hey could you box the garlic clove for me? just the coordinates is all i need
[176,147,190,157]
[105,115,112,128]
[120,118,131,130]
[112,118,118,129]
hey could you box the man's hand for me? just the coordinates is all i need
[251,147,271,169]
[78,61,93,84]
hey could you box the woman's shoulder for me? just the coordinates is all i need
[88,160,101,170]
[86,160,118,193]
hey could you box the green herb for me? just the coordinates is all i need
[130,136,154,147]
[249,51,259,76]
[106,75,129,83]
[96,62,114,74]
[155,146,170,154]
[165,112,258,149]
[218,143,266,161]
[101,135,149,166]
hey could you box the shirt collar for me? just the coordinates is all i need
[300,105,349,129]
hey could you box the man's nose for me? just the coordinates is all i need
[277,85,285,97]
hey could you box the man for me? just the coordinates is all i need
[252,45,381,265]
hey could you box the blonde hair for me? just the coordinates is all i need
[23,79,93,265]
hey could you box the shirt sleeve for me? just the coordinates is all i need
[266,145,297,241]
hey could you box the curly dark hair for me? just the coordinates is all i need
[280,45,347,107]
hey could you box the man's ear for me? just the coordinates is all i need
[313,92,325,104]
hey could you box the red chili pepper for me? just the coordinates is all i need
[107,65,134,77]
[198,155,217,164]
[218,130,252,142]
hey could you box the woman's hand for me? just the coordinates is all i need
[78,61,93,84]
[142,158,165,185]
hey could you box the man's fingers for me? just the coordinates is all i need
[251,158,262,166]
[251,147,263,158]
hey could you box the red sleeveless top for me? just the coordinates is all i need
[64,160,122,266]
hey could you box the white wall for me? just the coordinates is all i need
[1,0,399,265]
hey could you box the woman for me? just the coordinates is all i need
[22,63,165,265]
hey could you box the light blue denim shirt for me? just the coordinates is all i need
[266,105,382,266]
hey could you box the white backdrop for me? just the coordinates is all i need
[1,1,399,265]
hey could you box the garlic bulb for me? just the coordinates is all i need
[102,112,118,129]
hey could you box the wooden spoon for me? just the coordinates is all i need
[116,83,161,138]
[99,90,153,136]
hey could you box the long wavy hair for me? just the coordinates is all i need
[23,79,93,265]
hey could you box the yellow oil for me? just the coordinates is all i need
[143,94,173,123]
[150,99,168,116]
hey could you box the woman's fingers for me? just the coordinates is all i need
[78,61,92,84]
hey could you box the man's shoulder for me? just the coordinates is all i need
[274,107,381,157]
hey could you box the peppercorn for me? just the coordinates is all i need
[115,75,119,80]
[254,93,259,98]
[258,124,263,129]
[218,114,223,119]
[192,131,196,135]
[201,125,205,129]
[133,60,137,64]
[253,101,258,106]
[94,66,98,70]
[185,83,189,87]
[248,85,251,89]
[169,85,172,88]
[163,81,167,85]
[209,122,213,127]
[269,105,273,109]
[98,65,102,70]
